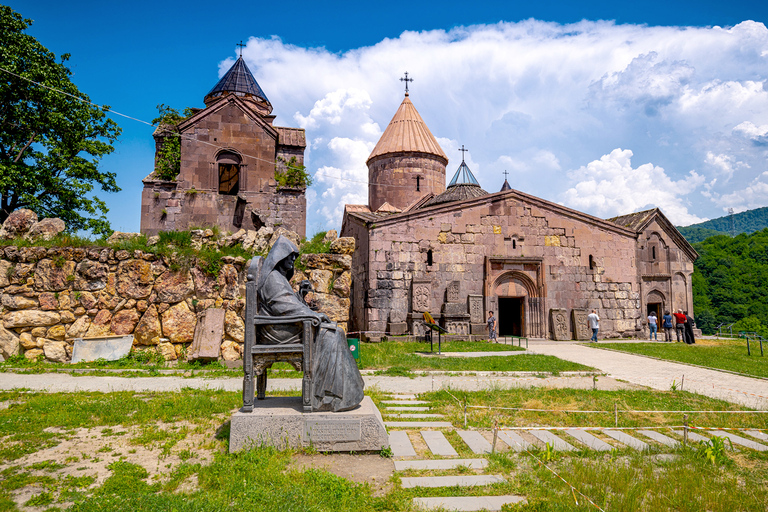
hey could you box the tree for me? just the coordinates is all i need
[0,6,122,236]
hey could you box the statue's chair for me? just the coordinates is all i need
[242,256,318,413]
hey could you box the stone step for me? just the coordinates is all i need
[707,431,768,451]
[527,430,576,451]
[386,406,430,411]
[389,431,416,457]
[564,429,614,451]
[386,421,452,428]
[401,474,506,489]
[422,430,458,456]
[671,430,710,443]
[387,413,445,419]
[497,431,533,452]
[412,495,526,511]
[382,400,430,404]
[389,394,417,400]
[457,430,493,454]
[394,458,488,471]
[745,430,768,442]
[637,430,680,448]
[603,430,650,451]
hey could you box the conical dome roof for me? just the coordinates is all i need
[204,56,271,109]
[367,94,448,164]
[423,156,487,207]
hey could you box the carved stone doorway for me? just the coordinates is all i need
[499,297,524,337]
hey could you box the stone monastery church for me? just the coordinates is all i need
[341,90,698,341]
[140,56,307,238]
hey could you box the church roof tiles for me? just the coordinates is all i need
[366,94,448,164]
[205,56,271,108]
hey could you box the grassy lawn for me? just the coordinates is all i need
[596,338,768,379]
[0,341,594,377]
[1,388,767,511]
[359,341,595,374]
[424,387,768,430]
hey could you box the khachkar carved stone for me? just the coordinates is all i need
[549,308,570,340]
[447,281,460,303]
[468,294,487,335]
[412,279,431,312]
[571,309,591,340]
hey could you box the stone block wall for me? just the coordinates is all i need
[0,240,353,364]
[368,153,446,211]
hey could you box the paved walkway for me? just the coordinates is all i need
[527,342,768,409]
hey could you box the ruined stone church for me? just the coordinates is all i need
[140,55,307,238]
[341,91,698,340]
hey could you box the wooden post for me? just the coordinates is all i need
[615,402,618,428]
[683,414,689,446]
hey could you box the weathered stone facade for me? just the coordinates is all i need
[342,190,697,340]
[0,233,353,363]
[368,153,447,212]
[140,56,306,237]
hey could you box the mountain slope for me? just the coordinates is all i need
[677,206,768,243]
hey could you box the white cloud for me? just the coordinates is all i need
[562,149,707,225]
[228,20,768,230]
[709,171,768,213]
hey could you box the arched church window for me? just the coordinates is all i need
[589,255,595,270]
[218,151,241,195]
[652,246,657,260]
[416,175,421,192]
[512,240,517,249]
[427,249,433,266]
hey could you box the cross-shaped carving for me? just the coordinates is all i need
[400,72,414,94]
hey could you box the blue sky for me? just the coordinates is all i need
[6,0,768,234]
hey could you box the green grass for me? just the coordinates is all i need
[424,387,768,430]
[359,341,594,373]
[595,338,768,379]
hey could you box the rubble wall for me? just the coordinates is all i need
[0,241,353,364]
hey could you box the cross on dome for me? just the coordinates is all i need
[400,72,414,95]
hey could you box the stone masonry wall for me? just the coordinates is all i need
[0,224,353,363]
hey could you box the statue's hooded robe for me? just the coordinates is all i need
[257,236,364,412]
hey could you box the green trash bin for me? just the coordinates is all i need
[346,338,360,364]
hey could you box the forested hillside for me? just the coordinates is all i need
[678,206,768,243]
[692,228,768,336]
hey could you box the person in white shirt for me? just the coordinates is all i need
[647,311,658,341]
[587,310,599,343]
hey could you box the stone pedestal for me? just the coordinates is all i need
[441,302,470,335]
[470,324,488,335]
[229,396,389,452]
[387,322,408,335]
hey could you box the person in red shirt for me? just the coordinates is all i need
[673,309,687,343]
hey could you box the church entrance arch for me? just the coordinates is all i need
[492,271,541,338]
[646,289,665,326]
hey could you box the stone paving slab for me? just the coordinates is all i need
[417,351,526,358]
[527,343,768,409]
[401,474,506,489]
[386,421,452,428]
[671,430,710,443]
[457,430,493,454]
[394,458,488,471]
[745,430,768,442]
[390,394,417,400]
[497,431,533,452]
[382,400,431,404]
[707,431,768,451]
[528,430,576,451]
[412,495,526,511]
[388,414,445,419]
[421,431,458,456]
[386,407,430,411]
[565,429,613,451]
[603,430,650,451]
[637,430,680,448]
[389,431,417,457]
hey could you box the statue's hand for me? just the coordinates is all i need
[319,313,331,323]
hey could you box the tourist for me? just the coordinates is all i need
[487,311,497,341]
[588,310,599,342]
[684,311,696,345]
[647,311,658,341]
[662,311,674,342]
[673,309,687,342]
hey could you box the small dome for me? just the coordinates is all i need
[204,56,271,110]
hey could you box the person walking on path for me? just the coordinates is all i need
[588,310,600,342]
[662,311,674,342]
[684,311,697,345]
[647,311,658,341]
[673,309,687,342]
[487,311,497,341]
